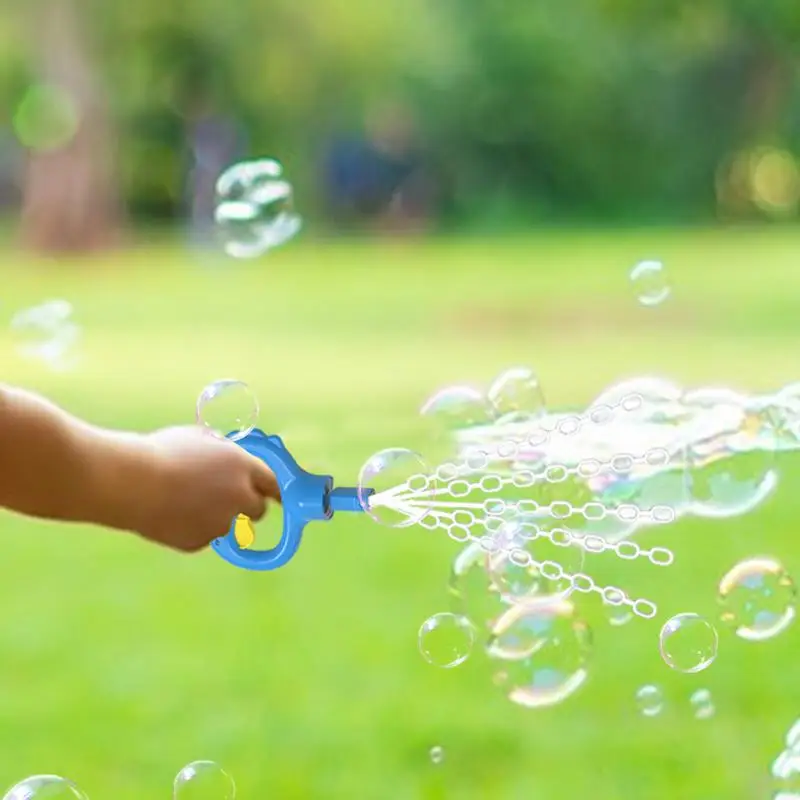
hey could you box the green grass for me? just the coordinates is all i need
[1,227,800,799]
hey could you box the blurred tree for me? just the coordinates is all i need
[18,0,123,253]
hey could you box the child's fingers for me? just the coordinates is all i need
[239,492,267,522]
[250,458,281,502]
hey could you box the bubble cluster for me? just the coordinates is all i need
[487,597,591,709]
[2,776,88,800]
[10,299,80,371]
[215,159,301,258]
[635,684,664,718]
[196,379,259,442]
[418,612,475,668]
[174,761,235,800]
[629,260,670,306]
[718,556,796,641]
[659,613,718,673]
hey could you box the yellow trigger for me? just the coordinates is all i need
[234,514,256,549]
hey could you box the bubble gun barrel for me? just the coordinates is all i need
[212,429,374,571]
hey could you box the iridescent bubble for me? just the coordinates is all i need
[689,688,715,720]
[682,387,778,519]
[215,159,301,258]
[448,541,509,628]
[2,775,88,800]
[174,761,235,800]
[487,366,546,422]
[635,684,664,717]
[420,385,495,433]
[418,612,475,668]
[10,299,80,371]
[196,379,259,442]
[718,556,796,642]
[487,597,592,709]
[659,612,718,673]
[358,448,434,527]
[486,521,585,601]
[629,260,670,306]
[429,746,445,765]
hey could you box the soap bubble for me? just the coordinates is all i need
[635,684,664,717]
[659,613,718,673]
[13,85,80,152]
[196,379,259,442]
[358,448,434,527]
[604,597,633,627]
[487,597,592,709]
[2,775,88,800]
[420,385,495,434]
[10,299,80,371]
[448,542,510,627]
[689,688,715,720]
[215,159,301,258]
[174,761,235,800]
[683,388,778,519]
[429,746,445,765]
[718,556,796,642]
[487,366,546,422]
[629,260,670,306]
[418,612,475,668]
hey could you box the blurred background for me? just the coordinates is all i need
[2,0,800,798]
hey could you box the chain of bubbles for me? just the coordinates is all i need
[373,392,679,619]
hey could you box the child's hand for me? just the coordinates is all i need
[137,425,280,552]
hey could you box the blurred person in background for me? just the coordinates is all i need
[321,100,439,235]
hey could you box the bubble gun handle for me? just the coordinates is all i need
[211,429,374,571]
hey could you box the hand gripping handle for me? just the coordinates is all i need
[211,429,371,571]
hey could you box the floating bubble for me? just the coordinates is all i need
[420,385,495,434]
[196,380,259,442]
[448,542,510,627]
[10,299,80,371]
[689,688,715,720]
[682,387,778,519]
[174,761,235,800]
[718,556,796,642]
[429,746,444,765]
[418,612,475,668]
[487,366,546,422]
[629,260,670,306]
[215,159,301,258]
[635,684,664,718]
[659,612,718,673]
[2,775,88,800]
[13,85,80,152]
[358,448,434,527]
[487,597,591,708]
[604,598,633,627]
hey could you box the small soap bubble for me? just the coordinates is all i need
[718,556,796,642]
[420,385,495,433]
[13,85,80,152]
[659,612,718,673]
[418,612,475,668]
[630,260,670,306]
[689,688,715,720]
[358,448,434,527]
[635,684,664,717]
[448,542,510,628]
[196,380,259,442]
[487,366,546,422]
[174,761,235,800]
[2,775,88,800]
[604,598,633,627]
[429,746,445,765]
[215,159,301,258]
[10,299,80,371]
[487,597,592,709]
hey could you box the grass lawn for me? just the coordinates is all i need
[0,227,799,799]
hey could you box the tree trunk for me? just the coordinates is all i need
[18,0,123,254]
